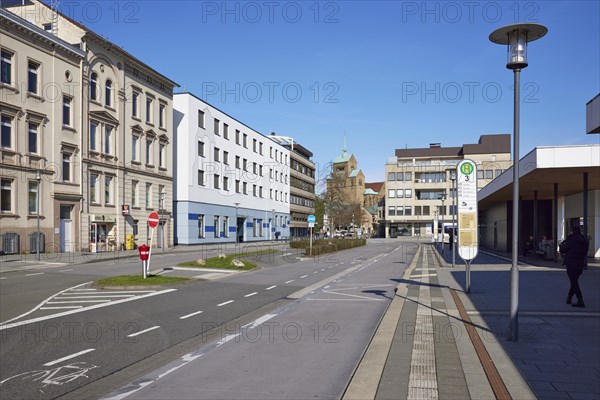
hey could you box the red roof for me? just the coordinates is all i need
[365,182,384,193]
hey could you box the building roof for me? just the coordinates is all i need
[334,148,352,164]
[365,182,384,193]
[478,145,600,208]
[364,188,378,196]
[349,169,361,178]
[395,134,510,159]
[4,0,179,88]
[364,205,378,215]
[0,8,85,59]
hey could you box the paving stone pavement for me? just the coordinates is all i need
[346,242,600,400]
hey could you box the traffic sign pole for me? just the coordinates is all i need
[456,160,478,293]
[307,215,316,256]
[146,212,160,277]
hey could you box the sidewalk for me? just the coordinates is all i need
[0,241,289,272]
[344,243,600,400]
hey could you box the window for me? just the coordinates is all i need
[90,174,99,204]
[28,61,39,94]
[28,122,39,154]
[243,133,247,148]
[253,162,257,175]
[43,23,52,31]
[145,183,152,208]
[243,159,247,171]
[132,180,138,206]
[397,172,403,181]
[132,91,139,117]
[253,139,257,152]
[404,206,412,216]
[90,72,98,101]
[198,110,205,128]
[235,129,240,144]
[405,172,412,181]
[62,152,71,182]
[253,219,258,237]
[104,126,112,155]
[1,50,12,84]
[477,170,484,180]
[214,147,220,162]
[415,206,422,216]
[89,121,98,151]
[270,147,273,158]
[223,151,229,165]
[259,186,263,198]
[258,219,263,236]
[486,170,494,179]
[105,176,113,205]
[146,140,152,165]
[388,189,395,198]
[235,180,240,193]
[197,170,204,186]
[388,206,396,217]
[270,189,273,199]
[259,142,263,155]
[63,96,72,126]
[243,182,247,194]
[214,118,220,135]
[198,215,205,238]
[495,169,502,178]
[398,189,404,198]
[105,80,112,107]
[159,104,166,128]
[1,115,11,149]
[198,141,205,157]
[388,172,395,181]
[235,156,240,169]
[159,143,166,168]
[223,216,229,237]
[223,176,229,191]
[259,165,263,176]
[423,206,430,215]
[214,216,220,238]
[253,184,257,197]
[214,174,220,189]
[132,135,139,161]
[146,98,152,123]
[1,179,13,213]
[223,123,229,139]
[405,189,412,198]
[28,181,39,214]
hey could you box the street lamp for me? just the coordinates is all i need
[36,169,41,262]
[440,193,447,252]
[490,23,547,341]
[159,192,165,252]
[271,208,275,241]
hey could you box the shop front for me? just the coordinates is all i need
[89,214,117,252]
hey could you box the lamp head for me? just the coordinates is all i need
[489,23,548,70]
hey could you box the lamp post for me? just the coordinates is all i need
[450,170,456,268]
[490,23,547,341]
[440,193,447,253]
[159,192,165,252]
[36,169,41,262]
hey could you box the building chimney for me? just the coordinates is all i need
[430,143,441,148]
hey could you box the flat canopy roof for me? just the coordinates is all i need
[478,145,600,208]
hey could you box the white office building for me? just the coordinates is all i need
[173,93,291,244]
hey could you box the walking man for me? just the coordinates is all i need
[561,226,589,308]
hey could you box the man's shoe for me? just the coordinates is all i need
[566,296,572,304]
[572,301,586,308]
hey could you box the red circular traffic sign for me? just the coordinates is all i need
[148,212,160,228]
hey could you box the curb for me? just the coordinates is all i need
[342,243,421,400]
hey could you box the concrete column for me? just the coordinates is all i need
[583,172,589,237]
[533,190,538,245]
[553,183,558,263]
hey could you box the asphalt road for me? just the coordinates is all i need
[0,240,416,400]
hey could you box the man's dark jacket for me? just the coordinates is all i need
[562,233,589,270]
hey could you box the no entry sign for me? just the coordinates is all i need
[148,211,160,228]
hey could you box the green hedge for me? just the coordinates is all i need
[289,239,366,255]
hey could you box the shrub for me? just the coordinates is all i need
[289,239,366,255]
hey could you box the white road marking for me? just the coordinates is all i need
[284,280,295,284]
[0,288,177,330]
[53,295,135,299]
[265,285,276,290]
[321,268,325,271]
[61,290,154,295]
[47,300,110,304]
[244,292,258,298]
[44,348,96,366]
[40,306,83,310]
[313,271,319,274]
[70,288,96,291]
[180,311,203,320]
[0,277,6,280]
[217,300,234,307]
[127,326,160,338]
[300,275,308,279]
[59,269,74,272]
[25,272,44,276]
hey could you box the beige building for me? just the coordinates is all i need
[5,1,178,251]
[1,9,85,253]
[385,134,512,238]
[269,135,315,237]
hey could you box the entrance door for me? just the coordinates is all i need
[237,217,245,242]
[59,205,72,252]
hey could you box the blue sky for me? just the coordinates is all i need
[51,0,599,183]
